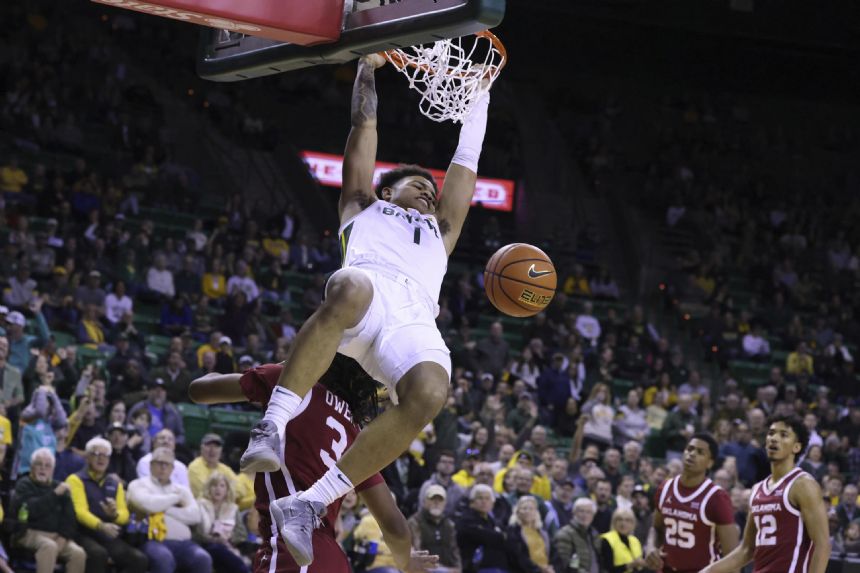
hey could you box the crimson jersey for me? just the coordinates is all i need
[656,476,735,573]
[750,468,814,573]
[240,364,384,573]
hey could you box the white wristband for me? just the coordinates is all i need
[450,92,490,173]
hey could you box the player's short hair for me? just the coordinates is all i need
[374,164,439,199]
[691,432,719,462]
[768,414,809,459]
[318,353,379,426]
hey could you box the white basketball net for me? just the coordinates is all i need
[384,31,506,124]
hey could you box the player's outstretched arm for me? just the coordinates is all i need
[341,54,385,223]
[360,482,440,572]
[436,91,490,255]
[793,476,831,573]
[701,514,756,573]
[188,373,245,404]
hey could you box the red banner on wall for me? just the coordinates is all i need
[300,151,515,212]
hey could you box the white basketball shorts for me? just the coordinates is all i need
[332,266,452,404]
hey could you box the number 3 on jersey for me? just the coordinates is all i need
[664,517,695,549]
[319,416,348,469]
[754,514,777,546]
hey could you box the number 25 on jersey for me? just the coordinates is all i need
[664,517,695,549]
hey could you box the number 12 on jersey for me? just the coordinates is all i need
[754,514,777,546]
[664,517,695,549]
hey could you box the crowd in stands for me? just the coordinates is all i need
[1,2,860,573]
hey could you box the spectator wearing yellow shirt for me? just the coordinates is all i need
[196,331,223,367]
[187,433,254,510]
[0,157,28,193]
[66,437,148,573]
[563,264,591,297]
[786,342,814,376]
[201,260,227,302]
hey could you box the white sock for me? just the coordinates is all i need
[299,467,354,507]
[263,386,301,442]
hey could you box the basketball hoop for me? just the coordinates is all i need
[383,30,507,124]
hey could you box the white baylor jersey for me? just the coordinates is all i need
[338,200,447,308]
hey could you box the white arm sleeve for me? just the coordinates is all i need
[450,92,490,173]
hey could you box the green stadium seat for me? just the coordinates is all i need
[177,402,211,445]
[209,408,261,435]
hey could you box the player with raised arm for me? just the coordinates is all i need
[188,355,438,573]
[645,433,738,573]
[237,51,493,566]
[700,415,831,573]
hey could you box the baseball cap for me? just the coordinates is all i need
[0,306,8,315]
[107,422,128,435]
[89,270,101,278]
[148,377,166,389]
[238,354,254,365]
[201,433,224,445]
[518,391,533,402]
[425,484,447,500]
[219,335,232,346]
[53,266,67,276]
[6,312,25,327]
[559,477,576,488]
[633,484,648,496]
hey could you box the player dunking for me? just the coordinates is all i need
[238,52,492,566]
[189,355,438,573]
[701,416,830,573]
[645,433,738,573]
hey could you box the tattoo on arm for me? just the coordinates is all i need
[351,62,378,126]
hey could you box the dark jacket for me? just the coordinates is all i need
[456,508,509,573]
[507,523,554,573]
[408,508,462,569]
[12,476,77,539]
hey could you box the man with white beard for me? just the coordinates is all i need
[407,485,462,572]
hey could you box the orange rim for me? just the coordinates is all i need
[381,30,507,79]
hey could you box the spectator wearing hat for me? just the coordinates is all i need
[408,484,462,572]
[136,429,190,487]
[105,280,133,325]
[128,447,211,573]
[214,335,235,374]
[106,422,139,485]
[537,352,576,427]
[630,485,652,546]
[4,264,38,310]
[0,336,23,411]
[150,351,193,404]
[188,433,254,510]
[419,450,466,518]
[128,378,185,445]
[74,270,107,314]
[66,437,148,573]
[5,301,52,374]
[552,497,601,573]
[11,448,86,573]
[452,448,483,488]
[544,476,576,538]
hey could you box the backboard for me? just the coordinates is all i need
[197,0,505,82]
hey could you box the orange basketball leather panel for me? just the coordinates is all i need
[92,0,344,45]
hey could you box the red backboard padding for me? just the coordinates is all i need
[92,0,345,45]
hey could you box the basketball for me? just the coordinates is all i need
[483,243,556,318]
